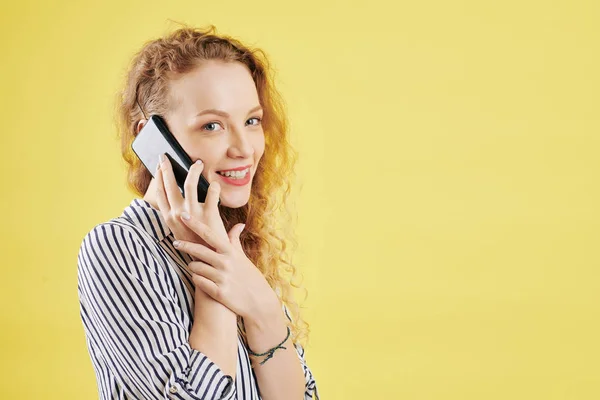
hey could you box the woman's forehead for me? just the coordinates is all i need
[167,61,259,118]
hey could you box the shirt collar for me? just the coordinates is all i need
[119,198,172,242]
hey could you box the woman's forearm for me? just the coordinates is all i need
[244,308,305,400]
[189,286,238,378]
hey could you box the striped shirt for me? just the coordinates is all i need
[77,198,320,400]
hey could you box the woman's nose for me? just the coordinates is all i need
[228,128,254,156]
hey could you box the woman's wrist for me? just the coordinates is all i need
[194,287,236,323]
[244,292,282,325]
[243,303,287,334]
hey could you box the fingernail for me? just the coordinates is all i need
[159,153,165,163]
[180,212,190,220]
[240,224,246,232]
[195,159,203,165]
[173,240,180,247]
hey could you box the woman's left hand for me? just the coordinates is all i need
[173,213,281,322]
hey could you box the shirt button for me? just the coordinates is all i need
[169,386,178,394]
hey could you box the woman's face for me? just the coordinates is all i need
[153,60,265,208]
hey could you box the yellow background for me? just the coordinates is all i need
[1,0,598,398]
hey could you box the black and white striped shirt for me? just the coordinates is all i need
[77,198,320,400]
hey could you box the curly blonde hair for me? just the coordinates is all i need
[114,24,311,347]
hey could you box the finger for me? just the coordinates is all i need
[188,260,222,284]
[191,274,220,300]
[228,223,245,250]
[205,180,221,213]
[173,239,224,268]
[155,162,170,213]
[184,159,204,210]
[179,213,232,255]
[160,154,184,209]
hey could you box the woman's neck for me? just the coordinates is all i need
[142,178,159,210]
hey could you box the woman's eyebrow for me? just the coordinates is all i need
[193,105,263,120]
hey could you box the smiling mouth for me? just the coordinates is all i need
[216,167,251,179]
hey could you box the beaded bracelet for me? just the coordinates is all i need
[247,326,291,366]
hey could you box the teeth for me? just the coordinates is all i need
[218,168,249,178]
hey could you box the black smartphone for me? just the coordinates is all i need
[131,115,218,204]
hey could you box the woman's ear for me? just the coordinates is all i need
[136,119,147,134]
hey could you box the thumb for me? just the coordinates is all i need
[228,223,245,249]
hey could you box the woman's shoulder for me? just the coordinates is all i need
[77,216,163,273]
[79,216,147,251]
[77,216,173,287]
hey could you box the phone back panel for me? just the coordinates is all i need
[131,115,212,203]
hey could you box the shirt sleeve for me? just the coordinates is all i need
[282,304,320,400]
[77,222,236,400]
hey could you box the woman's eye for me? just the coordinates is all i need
[247,117,262,126]
[200,117,261,132]
[201,122,223,132]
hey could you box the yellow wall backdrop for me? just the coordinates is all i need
[1,0,598,398]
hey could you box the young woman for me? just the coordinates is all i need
[77,25,319,400]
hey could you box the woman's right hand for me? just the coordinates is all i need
[155,154,228,262]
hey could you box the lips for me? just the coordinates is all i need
[216,168,252,186]
[217,164,252,173]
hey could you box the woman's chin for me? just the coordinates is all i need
[217,191,250,209]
